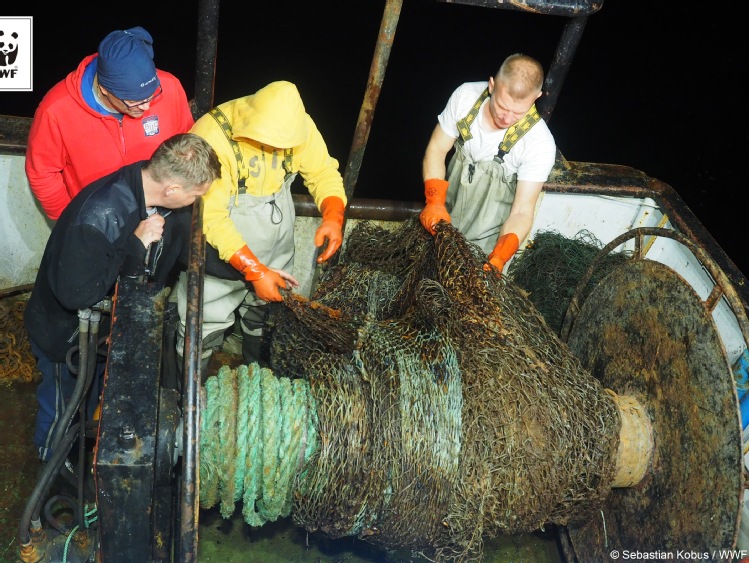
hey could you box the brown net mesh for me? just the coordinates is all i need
[0,293,37,383]
[265,217,621,561]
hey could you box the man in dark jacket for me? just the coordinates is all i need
[25,133,220,462]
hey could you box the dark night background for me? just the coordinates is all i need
[1,1,745,274]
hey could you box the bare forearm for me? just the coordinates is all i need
[423,150,447,181]
[500,213,534,244]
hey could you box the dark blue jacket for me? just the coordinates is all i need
[24,161,191,362]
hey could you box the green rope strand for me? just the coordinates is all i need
[234,364,251,501]
[260,377,291,518]
[274,378,301,518]
[200,375,221,506]
[242,364,265,526]
[217,365,238,517]
[257,369,281,520]
[200,364,319,526]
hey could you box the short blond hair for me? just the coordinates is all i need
[145,133,221,191]
[495,53,544,99]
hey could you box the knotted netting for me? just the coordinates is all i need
[199,217,621,561]
[0,294,36,383]
[507,229,631,334]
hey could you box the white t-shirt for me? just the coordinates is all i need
[437,81,557,183]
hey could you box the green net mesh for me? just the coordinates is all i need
[507,229,631,334]
[199,217,621,561]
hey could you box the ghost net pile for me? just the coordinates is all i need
[258,217,621,561]
[507,229,631,334]
[0,293,37,383]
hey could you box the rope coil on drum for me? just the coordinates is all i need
[198,218,655,561]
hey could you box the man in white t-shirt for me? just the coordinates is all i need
[420,53,557,274]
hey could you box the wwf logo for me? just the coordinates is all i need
[0,30,19,67]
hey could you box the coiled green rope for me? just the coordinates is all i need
[200,363,318,526]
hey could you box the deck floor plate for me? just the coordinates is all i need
[563,259,742,557]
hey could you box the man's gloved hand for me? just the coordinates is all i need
[228,244,287,302]
[314,196,345,263]
[484,233,520,276]
[419,178,451,235]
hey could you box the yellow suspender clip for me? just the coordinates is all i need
[454,87,541,162]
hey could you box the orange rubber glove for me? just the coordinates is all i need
[314,196,345,263]
[484,233,519,276]
[229,244,286,302]
[419,178,451,235]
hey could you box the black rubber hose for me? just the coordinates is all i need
[17,423,80,546]
[33,336,100,526]
[43,494,79,535]
[77,313,100,532]
[50,324,97,455]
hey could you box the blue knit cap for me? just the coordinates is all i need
[97,26,159,100]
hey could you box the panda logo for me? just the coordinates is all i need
[0,30,19,67]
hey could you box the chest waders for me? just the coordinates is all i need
[446,87,540,255]
[176,107,298,369]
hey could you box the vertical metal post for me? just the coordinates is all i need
[342,0,403,202]
[193,0,221,120]
[178,197,206,562]
[538,16,589,123]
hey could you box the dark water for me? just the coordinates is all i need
[0,1,745,275]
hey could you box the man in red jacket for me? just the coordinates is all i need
[25,26,195,220]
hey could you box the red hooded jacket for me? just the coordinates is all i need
[25,54,195,220]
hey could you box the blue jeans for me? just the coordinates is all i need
[31,339,105,462]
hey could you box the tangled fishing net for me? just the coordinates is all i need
[507,230,629,334]
[0,293,37,383]
[507,229,631,334]
[199,217,621,561]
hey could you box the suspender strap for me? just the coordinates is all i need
[282,149,293,177]
[497,104,541,159]
[209,107,247,193]
[209,107,295,192]
[454,87,541,161]
[455,88,489,142]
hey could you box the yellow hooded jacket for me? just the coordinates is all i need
[192,81,347,260]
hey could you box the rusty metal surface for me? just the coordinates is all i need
[562,259,742,557]
[561,228,749,347]
[192,0,221,120]
[292,193,421,220]
[178,198,206,563]
[96,280,169,562]
[437,0,603,17]
[546,162,749,307]
[342,0,403,203]
[539,16,588,122]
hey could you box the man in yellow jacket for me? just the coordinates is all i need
[176,81,347,367]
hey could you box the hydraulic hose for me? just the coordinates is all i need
[43,494,79,535]
[18,423,81,546]
[32,310,103,529]
[77,310,100,531]
[48,310,93,454]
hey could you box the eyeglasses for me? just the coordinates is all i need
[114,85,163,110]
